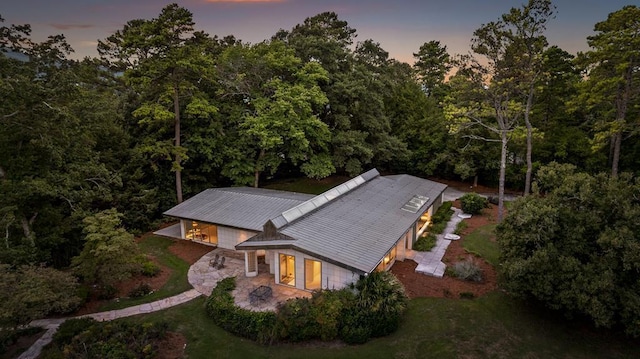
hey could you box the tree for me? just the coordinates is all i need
[1,18,123,266]
[216,41,333,187]
[500,0,555,194]
[446,0,554,220]
[0,264,81,330]
[413,40,452,99]
[72,209,141,289]
[497,163,640,337]
[576,5,640,177]
[98,3,217,203]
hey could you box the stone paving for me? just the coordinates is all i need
[407,206,465,277]
[189,248,311,311]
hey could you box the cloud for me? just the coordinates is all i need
[50,23,94,30]
[79,40,99,47]
[203,0,286,3]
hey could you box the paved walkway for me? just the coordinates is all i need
[18,289,202,359]
[406,207,465,277]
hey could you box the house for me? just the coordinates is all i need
[156,169,447,291]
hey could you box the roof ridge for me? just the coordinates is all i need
[270,168,380,229]
[213,187,311,200]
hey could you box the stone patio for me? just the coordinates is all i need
[188,248,311,312]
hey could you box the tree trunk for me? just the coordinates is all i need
[20,214,37,247]
[473,175,478,188]
[611,131,621,178]
[173,84,183,204]
[524,83,535,195]
[498,130,508,222]
[254,149,266,188]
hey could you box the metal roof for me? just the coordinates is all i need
[163,187,313,231]
[237,172,448,273]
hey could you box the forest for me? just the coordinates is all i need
[0,0,639,342]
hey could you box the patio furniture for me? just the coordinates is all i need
[216,256,226,269]
[209,254,220,267]
[249,285,273,305]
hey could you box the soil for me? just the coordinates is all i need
[156,331,187,359]
[75,237,212,316]
[390,200,500,299]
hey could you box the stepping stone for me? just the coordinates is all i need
[444,233,461,240]
[458,213,472,219]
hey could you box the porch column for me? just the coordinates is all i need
[179,220,186,239]
[244,251,258,277]
[397,235,406,261]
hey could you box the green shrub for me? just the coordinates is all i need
[98,284,117,300]
[429,201,454,234]
[459,291,475,299]
[52,317,97,347]
[460,193,489,215]
[414,233,437,252]
[140,260,161,277]
[450,257,483,282]
[128,283,152,298]
[454,221,468,235]
[47,319,167,358]
[205,277,277,344]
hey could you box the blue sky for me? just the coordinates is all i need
[2,0,637,63]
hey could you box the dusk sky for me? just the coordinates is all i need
[2,0,637,63]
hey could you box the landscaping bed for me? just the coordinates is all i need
[391,201,500,299]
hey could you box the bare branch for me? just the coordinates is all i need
[3,111,19,119]
[463,134,503,142]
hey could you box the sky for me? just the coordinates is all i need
[2,0,637,64]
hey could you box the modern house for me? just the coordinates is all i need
[156,169,447,291]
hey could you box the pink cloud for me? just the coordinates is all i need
[203,0,286,2]
[50,23,94,30]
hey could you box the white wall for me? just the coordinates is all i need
[273,249,360,291]
[217,226,257,250]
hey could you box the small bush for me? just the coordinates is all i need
[460,193,489,215]
[140,260,161,277]
[459,291,475,299]
[450,257,483,282]
[454,221,468,235]
[128,283,152,298]
[98,285,117,300]
[52,318,97,347]
[414,233,437,251]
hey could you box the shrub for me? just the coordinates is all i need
[128,283,152,298]
[98,284,117,300]
[140,260,161,277]
[454,221,468,235]
[205,277,277,344]
[459,291,475,299]
[52,318,97,347]
[414,233,437,252]
[450,257,483,282]
[460,193,489,215]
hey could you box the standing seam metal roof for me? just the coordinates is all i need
[163,187,313,231]
[237,172,448,273]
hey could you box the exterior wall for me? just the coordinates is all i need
[217,226,257,250]
[273,249,360,291]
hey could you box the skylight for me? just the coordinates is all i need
[401,195,429,213]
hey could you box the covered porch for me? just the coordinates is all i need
[188,248,311,311]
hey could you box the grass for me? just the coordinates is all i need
[462,224,500,266]
[264,175,349,195]
[97,236,192,311]
[124,293,640,359]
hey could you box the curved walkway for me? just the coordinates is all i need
[18,289,202,359]
[406,207,465,277]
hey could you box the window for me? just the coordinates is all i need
[305,259,322,290]
[185,221,218,245]
[279,254,295,286]
[247,251,257,273]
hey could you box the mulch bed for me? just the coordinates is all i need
[391,200,500,299]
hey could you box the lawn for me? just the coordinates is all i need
[98,236,192,311]
[462,224,500,266]
[127,293,640,358]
